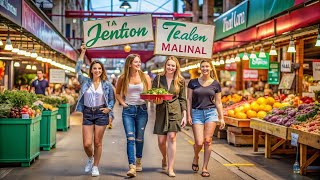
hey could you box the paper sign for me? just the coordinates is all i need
[281,60,292,72]
[57,114,61,119]
[279,73,295,89]
[49,69,66,83]
[313,61,320,80]
[154,19,215,59]
[291,133,299,147]
[83,14,154,48]
[268,62,279,84]
[243,69,258,81]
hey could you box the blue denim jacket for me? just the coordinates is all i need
[75,59,115,112]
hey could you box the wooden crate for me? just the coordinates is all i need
[227,130,265,146]
[250,118,288,139]
[224,116,250,128]
[287,128,320,175]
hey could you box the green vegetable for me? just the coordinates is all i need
[0,103,13,118]
[141,88,171,95]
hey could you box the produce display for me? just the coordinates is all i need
[140,88,173,100]
[291,114,320,135]
[224,97,289,119]
[263,104,319,127]
[37,95,66,111]
[222,94,243,107]
[0,90,40,118]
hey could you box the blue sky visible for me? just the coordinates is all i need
[87,0,185,13]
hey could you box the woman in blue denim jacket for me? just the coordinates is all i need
[76,44,115,177]
[115,54,151,177]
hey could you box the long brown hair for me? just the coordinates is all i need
[200,60,219,82]
[89,60,108,81]
[160,56,184,94]
[120,54,147,95]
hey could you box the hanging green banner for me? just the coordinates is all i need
[249,53,270,69]
[213,1,248,40]
[268,62,279,84]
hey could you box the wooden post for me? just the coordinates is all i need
[253,129,259,152]
[265,133,271,158]
[300,144,307,175]
[296,39,304,96]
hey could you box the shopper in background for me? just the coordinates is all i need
[75,44,115,177]
[115,54,151,177]
[152,56,187,177]
[187,60,225,177]
[30,70,51,95]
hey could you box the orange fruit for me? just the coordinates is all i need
[227,110,235,117]
[246,110,257,118]
[257,111,267,119]
[250,102,260,112]
[243,103,251,112]
[257,97,267,105]
[235,112,247,119]
[266,97,275,105]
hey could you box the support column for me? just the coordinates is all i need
[223,0,237,12]
[52,0,65,34]
[296,39,304,96]
[202,0,214,24]
[192,0,199,22]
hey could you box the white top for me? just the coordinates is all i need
[84,82,105,107]
[125,83,145,105]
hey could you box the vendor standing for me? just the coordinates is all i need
[30,70,51,95]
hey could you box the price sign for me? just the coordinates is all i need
[291,133,299,147]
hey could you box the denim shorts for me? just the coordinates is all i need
[192,108,219,124]
[83,105,109,126]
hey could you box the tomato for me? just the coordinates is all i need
[21,108,27,113]
[23,105,29,109]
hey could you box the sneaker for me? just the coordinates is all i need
[84,157,94,173]
[127,164,136,177]
[136,158,142,172]
[91,166,99,177]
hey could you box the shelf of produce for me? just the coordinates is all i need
[224,116,250,127]
[0,116,41,167]
[250,118,295,158]
[287,128,320,175]
[40,110,58,151]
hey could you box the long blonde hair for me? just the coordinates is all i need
[160,56,184,94]
[120,54,147,95]
[200,60,219,82]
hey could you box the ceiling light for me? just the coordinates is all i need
[14,62,20,67]
[31,65,37,70]
[235,53,241,62]
[4,28,13,51]
[242,50,249,60]
[120,1,131,9]
[219,57,225,65]
[269,41,277,55]
[259,45,266,58]
[36,56,43,61]
[230,55,235,63]
[30,42,38,58]
[0,39,3,46]
[250,45,257,59]
[26,65,31,69]
[17,49,26,55]
[287,36,296,53]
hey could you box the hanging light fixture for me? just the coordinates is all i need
[259,43,266,58]
[17,31,25,55]
[219,56,225,65]
[269,41,277,55]
[225,55,231,64]
[242,48,249,60]
[0,38,3,46]
[235,53,240,62]
[12,37,19,53]
[120,1,131,9]
[216,58,220,65]
[250,45,257,59]
[287,36,296,53]
[31,65,37,70]
[230,54,235,63]
[30,41,38,58]
[26,65,31,69]
[24,41,31,57]
[4,27,13,51]
[124,44,131,52]
[14,62,20,67]
[36,44,43,61]
[315,27,320,47]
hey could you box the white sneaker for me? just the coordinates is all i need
[91,166,100,177]
[84,157,94,173]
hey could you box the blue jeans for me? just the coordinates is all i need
[122,104,148,165]
[192,108,219,124]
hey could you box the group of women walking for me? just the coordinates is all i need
[75,44,225,177]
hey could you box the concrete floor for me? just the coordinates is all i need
[0,104,319,180]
